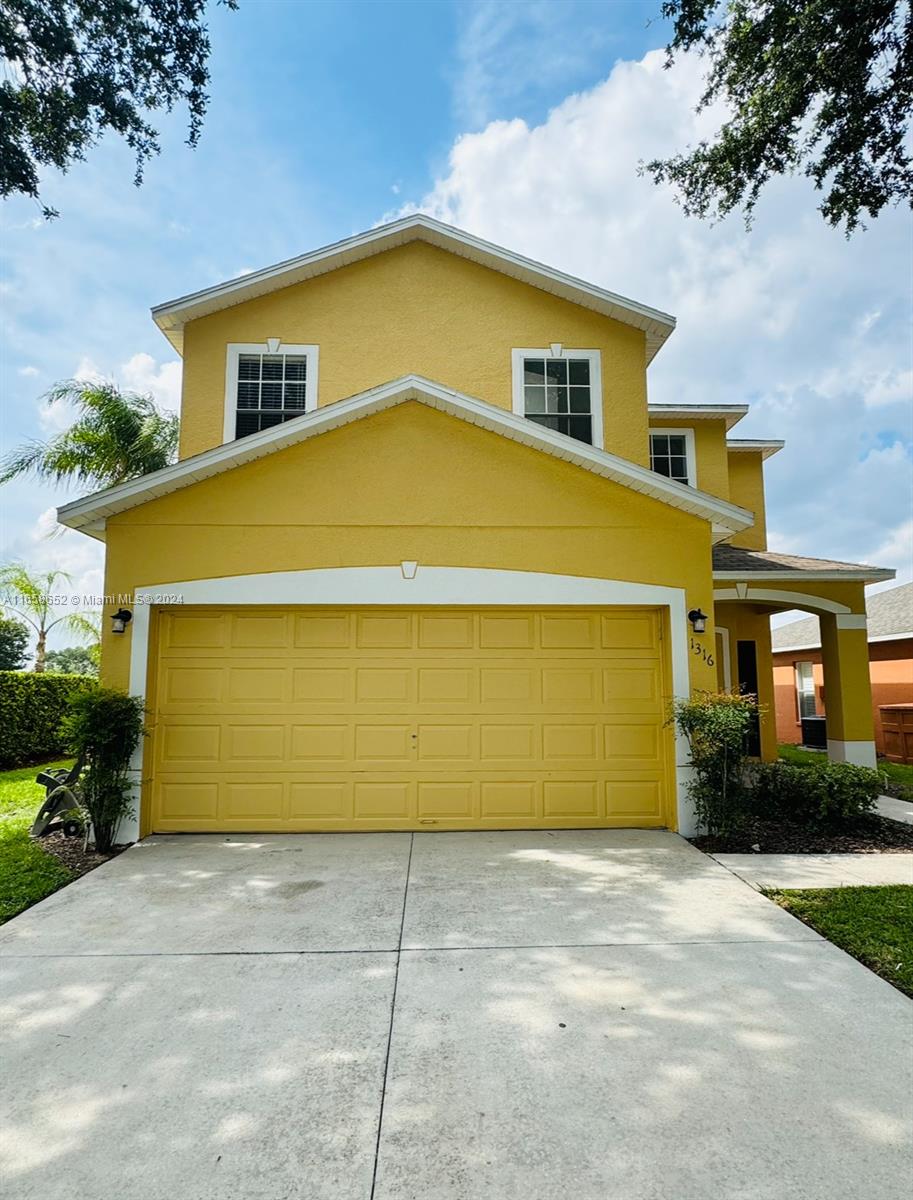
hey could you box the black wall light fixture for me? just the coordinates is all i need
[687,608,708,634]
[111,608,133,634]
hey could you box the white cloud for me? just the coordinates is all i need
[17,365,39,378]
[404,47,913,580]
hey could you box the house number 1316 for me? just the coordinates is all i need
[690,637,714,667]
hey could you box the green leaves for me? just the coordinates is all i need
[0,0,238,215]
[670,690,761,835]
[647,0,913,233]
[0,379,180,491]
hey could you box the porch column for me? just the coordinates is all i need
[819,612,876,768]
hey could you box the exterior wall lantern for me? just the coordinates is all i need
[111,608,133,634]
[687,608,708,634]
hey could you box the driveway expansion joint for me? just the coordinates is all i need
[370,831,414,1200]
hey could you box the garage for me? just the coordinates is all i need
[149,606,673,832]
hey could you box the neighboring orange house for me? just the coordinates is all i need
[772,582,913,756]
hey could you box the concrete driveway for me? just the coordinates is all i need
[1,830,910,1200]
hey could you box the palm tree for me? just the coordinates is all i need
[0,379,180,491]
[0,565,99,672]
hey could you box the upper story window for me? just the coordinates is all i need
[649,429,696,487]
[511,348,603,448]
[224,341,319,442]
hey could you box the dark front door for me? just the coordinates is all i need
[737,640,761,756]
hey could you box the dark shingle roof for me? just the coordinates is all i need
[771,582,913,650]
[712,546,891,576]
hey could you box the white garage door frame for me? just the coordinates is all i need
[124,566,696,841]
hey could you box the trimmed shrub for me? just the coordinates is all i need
[754,760,880,827]
[669,691,760,836]
[0,671,95,768]
[60,687,145,851]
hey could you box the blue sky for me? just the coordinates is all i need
[1,0,911,651]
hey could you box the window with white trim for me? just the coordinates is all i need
[649,429,696,486]
[511,348,603,448]
[225,342,318,442]
[795,661,817,719]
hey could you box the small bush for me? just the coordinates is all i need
[60,688,145,852]
[0,671,95,768]
[754,760,880,827]
[669,691,760,836]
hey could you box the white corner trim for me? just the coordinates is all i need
[122,566,696,842]
[222,341,320,445]
[510,348,604,450]
[714,586,852,615]
[835,613,867,630]
[826,739,877,769]
[648,426,698,489]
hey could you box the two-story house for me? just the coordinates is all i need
[58,216,893,840]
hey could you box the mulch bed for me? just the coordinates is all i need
[38,832,128,878]
[691,814,913,855]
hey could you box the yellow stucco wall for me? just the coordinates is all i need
[101,403,717,695]
[727,453,768,549]
[649,418,730,502]
[178,241,651,468]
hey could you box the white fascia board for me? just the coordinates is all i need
[726,439,785,459]
[648,404,749,431]
[714,569,896,583]
[57,374,753,539]
[152,215,676,362]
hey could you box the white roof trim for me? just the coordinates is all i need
[714,569,896,582]
[152,214,677,363]
[58,374,752,541]
[648,404,748,431]
[727,439,785,460]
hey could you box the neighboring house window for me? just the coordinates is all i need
[795,661,817,719]
[224,342,319,442]
[649,429,696,487]
[511,349,603,448]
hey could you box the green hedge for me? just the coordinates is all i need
[0,671,96,768]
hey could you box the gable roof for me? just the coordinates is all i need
[712,544,895,583]
[57,374,752,542]
[771,582,913,651]
[151,215,677,363]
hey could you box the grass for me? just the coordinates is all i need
[0,760,75,924]
[778,743,913,798]
[768,885,913,998]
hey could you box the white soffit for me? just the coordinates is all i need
[57,374,752,541]
[647,404,749,431]
[152,214,677,363]
[726,439,786,460]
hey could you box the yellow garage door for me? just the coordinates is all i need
[149,606,673,832]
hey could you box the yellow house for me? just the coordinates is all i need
[58,216,893,840]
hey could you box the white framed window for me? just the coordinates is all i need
[224,341,319,442]
[649,427,696,487]
[511,347,603,448]
[795,661,818,719]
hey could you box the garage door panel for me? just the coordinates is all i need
[225,724,286,762]
[151,606,672,832]
[290,724,349,761]
[416,724,474,761]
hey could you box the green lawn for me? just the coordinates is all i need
[778,743,913,798]
[0,761,75,924]
[768,885,913,997]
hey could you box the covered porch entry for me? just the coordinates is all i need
[711,546,895,767]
